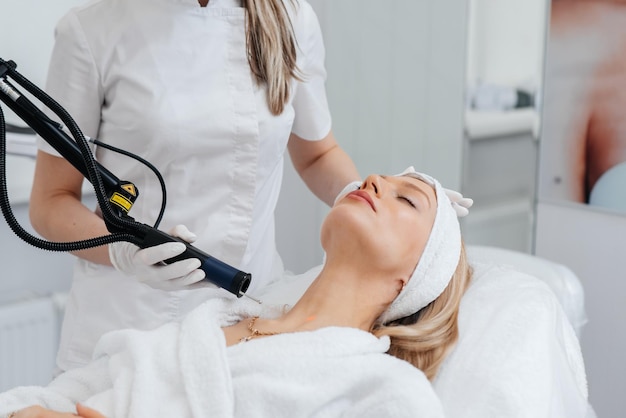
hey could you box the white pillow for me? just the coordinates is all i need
[434,261,591,417]
[466,245,587,337]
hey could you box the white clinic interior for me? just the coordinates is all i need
[0,1,625,417]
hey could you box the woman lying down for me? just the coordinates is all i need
[0,167,474,418]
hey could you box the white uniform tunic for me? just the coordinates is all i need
[39,0,331,371]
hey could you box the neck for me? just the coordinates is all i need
[198,0,209,6]
[268,263,392,333]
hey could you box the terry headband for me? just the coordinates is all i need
[380,166,472,323]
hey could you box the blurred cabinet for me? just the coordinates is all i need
[460,109,539,253]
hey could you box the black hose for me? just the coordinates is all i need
[91,138,167,229]
[0,60,143,252]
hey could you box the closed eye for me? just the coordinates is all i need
[398,195,416,208]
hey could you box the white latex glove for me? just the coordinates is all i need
[333,180,362,206]
[109,224,207,290]
[444,188,474,217]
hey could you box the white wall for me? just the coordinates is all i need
[1,0,87,124]
[276,0,469,273]
[0,204,75,304]
[0,1,86,300]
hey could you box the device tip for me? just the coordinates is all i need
[243,293,262,304]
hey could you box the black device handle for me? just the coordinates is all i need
[140,227,252,296]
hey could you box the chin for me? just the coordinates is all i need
[320,208,372,254]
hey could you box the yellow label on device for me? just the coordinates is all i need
[110,193,132,212]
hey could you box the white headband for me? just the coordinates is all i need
[380,167,472,323]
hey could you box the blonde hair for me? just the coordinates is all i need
[373,243,473,380]
[243,0,302,115]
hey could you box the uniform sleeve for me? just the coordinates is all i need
[290,1,332,141]
[38,10,103,156]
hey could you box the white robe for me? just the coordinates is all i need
[0,298,444,417]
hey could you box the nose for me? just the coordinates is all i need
[361,174,384,196]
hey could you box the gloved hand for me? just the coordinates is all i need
[333,180,363,206]
[444,188,474,217]
[109,224,207,290]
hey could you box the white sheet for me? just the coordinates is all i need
[433,262,590,418]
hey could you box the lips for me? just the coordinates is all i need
[346,190,376,211]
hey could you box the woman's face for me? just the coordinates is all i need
[322,174,438,280]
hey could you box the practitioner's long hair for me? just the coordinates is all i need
[373,243,473,380]
[243,0,302,115]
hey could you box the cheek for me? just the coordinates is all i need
[362,219,420,274]
[392,217,429,268]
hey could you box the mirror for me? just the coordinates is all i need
[540,0,626,214]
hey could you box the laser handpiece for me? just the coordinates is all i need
[0,58,251,297]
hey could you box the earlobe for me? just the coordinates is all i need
[397,280,406,295]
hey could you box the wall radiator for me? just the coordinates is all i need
[0,296,62,392]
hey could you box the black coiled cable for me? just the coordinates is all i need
[0,60,147,252]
